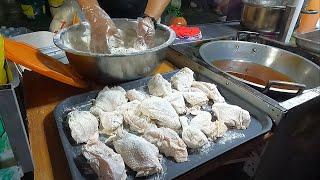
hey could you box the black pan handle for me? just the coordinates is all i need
[263,80,306,95]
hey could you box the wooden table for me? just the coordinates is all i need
[23,62,271,180]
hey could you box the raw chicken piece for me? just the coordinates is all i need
[123,111,156,134]
[67,110,99,144]
[180,116,208,149]
[189,111,227,140]
[212,103,251,130]
[212,120,228,138]
[143,126,188,162]
[183,90,209,106]
[91,86,127,112]
[148,73,172,97]
[192,81,225,103]
[164,91,186,114]
[140,96,181,130]
[171,67,194,92]
[189,87,204,93]
[126,89,149,102]
[115,100,141,112]
[91,109,123,135]
[82,140,127,180]
[111,130,163,177]
[116,100,156,134]
[186,105,202,115]
[97,86,110,97]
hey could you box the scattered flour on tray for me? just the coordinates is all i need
[198,141,215,155]
[217,131,245,145]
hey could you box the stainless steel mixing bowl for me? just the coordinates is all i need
[53,19,175,83]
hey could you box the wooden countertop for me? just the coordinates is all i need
[23,61,271,179]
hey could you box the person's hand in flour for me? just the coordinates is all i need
[77,0,123,53]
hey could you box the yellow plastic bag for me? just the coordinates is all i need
[0,35,7,85]
[48,0,64,8]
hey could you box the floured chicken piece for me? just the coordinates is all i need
[148,73,172,97]
[183,90,209,106]
[67,110,99,144]
[126,89,149,102]
[91,86,127,112]
[111,129,163,177]
[186,105,202,115]
[180,116,208,149]
[164,91,186,115]
[140,96,181,130]
[116,100,141,112]
[123,111,156,134]
[116,100,156,134]
[97,86,110,97]
[171,67,194,92]
[192,81,225,103]
[212,120,228,138]
[212,103,251,130]
[82,140,127,180]
[189,87,204,93]
[143,126,188,162]
[91,109,123,135]
[190,111,227,141]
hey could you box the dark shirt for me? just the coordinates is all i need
[99,0,148,18]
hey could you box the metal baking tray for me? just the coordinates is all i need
[54,71,273,180]
[295,30,320,54]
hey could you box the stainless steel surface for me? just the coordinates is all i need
[278,5,296,42]
[54,19,175,83]
[0,61,34,174]
[262,80,306,94]
[173,23,237,45]
[241,2,285,33]
[295,30,320,54]
[199,40,320,93]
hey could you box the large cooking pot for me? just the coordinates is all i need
[241,0,286,33]
[199,40,320,98]
[53,19,175,83]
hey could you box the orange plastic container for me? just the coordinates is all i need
[297,0,320,33]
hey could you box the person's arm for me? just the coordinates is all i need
[144,0,171,20]
[77,0,120,53]
[135,0,170,49]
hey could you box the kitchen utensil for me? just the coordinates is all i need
[4,38,88,88]
[199,40,320,96]
[295,30,320,54]
[53,18,176,83]
[54,71,272,179]
[241,0,286,33]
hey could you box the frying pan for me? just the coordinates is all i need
[199,40,320,98]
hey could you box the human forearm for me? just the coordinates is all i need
[77,0,111,29]
[76,0,121,53]
[144,0,170,20]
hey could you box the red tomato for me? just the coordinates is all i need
[170,17,187,26]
